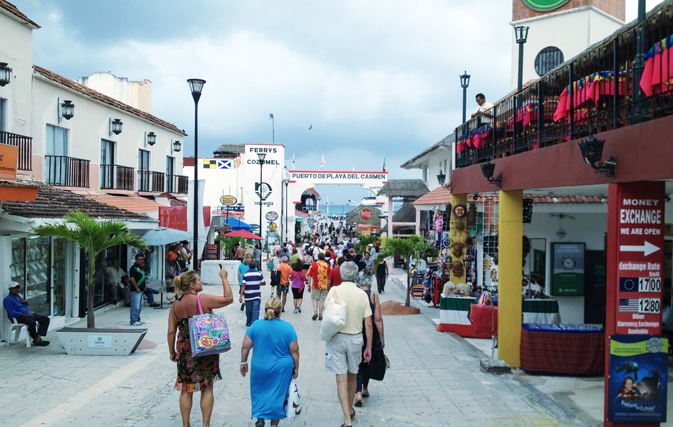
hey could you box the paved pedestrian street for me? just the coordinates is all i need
[1,270,586,427]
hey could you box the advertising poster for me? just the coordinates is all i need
[550,242,585,296]
[608,335,668,423]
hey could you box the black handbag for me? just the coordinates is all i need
[360,346,387,381]
[270,270,281,287]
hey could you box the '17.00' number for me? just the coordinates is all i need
[638,298,660,314]
[638,278,662,293]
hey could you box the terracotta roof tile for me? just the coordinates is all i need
[470,194,607,204]
[2,184,152,220]
[0,180,39,189]
[33,66,187,136]
[0,0,39,28]
[412,185,452,206]
[83,194,163,214]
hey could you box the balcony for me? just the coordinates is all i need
[45,155,90,188]
[0,130,32,171]
[100,164,134,191]
[166,174,189,194]
[455,3,673,169]
[138,170,165,192]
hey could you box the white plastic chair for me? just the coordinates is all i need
[9,318,31,348]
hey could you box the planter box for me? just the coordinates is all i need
[56,328,147,356]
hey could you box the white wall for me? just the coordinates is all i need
[183,160,243,215]
[78,72,152,114]
[511,7,624,89]
[523,206,608,324]
[0,12,34,136]
[32,77,183,186]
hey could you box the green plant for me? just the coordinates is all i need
[374,235,431,307]
[31,211,147,328]
[354,234,380,254]
[215,235,243,260]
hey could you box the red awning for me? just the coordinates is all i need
[224,230,263,240]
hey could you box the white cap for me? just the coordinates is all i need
[8,281,20,289]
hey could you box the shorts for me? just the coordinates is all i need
[310,288,329,302]
[291,287,304,299]
[277,284,289,294]
[325,333,364,374]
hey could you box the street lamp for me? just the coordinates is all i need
[437,170,446,186]
[187,78,206,270]
[578,133,616,178]
[481,159,502,187]
[257,152,266,264]
[460,71,470,123]
[514,26,529,92]
[269,113,275,144]
[284,179,289,242]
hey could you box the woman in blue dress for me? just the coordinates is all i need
[240,298,299,427]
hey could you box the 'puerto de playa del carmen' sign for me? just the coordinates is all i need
[290,172,387,181]
[522,0,570,12]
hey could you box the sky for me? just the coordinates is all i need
[14,0,664,204]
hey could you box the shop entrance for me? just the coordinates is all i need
[584,250,606,326]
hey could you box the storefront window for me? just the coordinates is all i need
[53,238,68,316]
[10,238,26,289]
[26,236,51,316]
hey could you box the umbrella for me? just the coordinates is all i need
[141,227,193,308]
[225,217,252,231]
[223,229,264,240]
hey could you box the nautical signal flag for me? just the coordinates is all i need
[203,159,239,169]
[619,277,638,293]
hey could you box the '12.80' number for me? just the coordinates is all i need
[638,298,660,314]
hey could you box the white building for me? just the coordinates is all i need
[0,2,188,342]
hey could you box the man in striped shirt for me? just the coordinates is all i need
[240,261,266,326]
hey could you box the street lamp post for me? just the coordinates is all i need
[460,71,470,123]
[269,113,275,144]
[514,26,529,147]
[187,78,206,271]
[257,152,266,265]
[285,180,289,242]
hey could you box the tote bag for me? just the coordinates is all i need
[319,290,346,341]
[284,378,302,422]
[189,295,232,357]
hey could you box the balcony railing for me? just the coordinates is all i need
[455,2,673,169]
[137,170,165,192]
[100,164,134,191]
[166,174,189,194]
[45,155,90,188]
[0,130,32,171]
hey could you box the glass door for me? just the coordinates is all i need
[46,125,68,185]
[138,149,150,191]
[100,139,115,189]
[166,156,175,192]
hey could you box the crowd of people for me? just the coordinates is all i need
[166,231,387,427]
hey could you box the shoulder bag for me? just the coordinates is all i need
[189,295,231,357]
[319,289,347,341]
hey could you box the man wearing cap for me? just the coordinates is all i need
[3,282,50,346]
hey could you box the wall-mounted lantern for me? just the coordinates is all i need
[109,118,123,136]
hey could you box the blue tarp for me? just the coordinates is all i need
[225,217,252,231]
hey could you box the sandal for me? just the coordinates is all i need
[351,409,356,420]
[362,391,370,398]
[340,424,353,427]
[354,399,362,407]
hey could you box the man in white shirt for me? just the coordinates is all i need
[471,93,494,123]
[104,259,127,305]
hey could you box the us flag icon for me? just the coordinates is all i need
[619,298,638,313]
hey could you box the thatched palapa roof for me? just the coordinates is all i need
[376,179,429,199]
[346,206,382,227]
[213,144,245,158]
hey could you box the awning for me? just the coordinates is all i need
[412,185,451,211]
[0,181,38,202]
[225,217,252,231]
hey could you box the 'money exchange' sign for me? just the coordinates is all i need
[616,193,664,335]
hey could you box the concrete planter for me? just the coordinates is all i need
[56,328,147,356]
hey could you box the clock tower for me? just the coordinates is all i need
[510,0,625,89]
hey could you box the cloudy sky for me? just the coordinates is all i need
[15,0,663,203]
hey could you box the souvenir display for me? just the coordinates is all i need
[454,221,466,231]
[453,204,467,219]
[467,202,477,226]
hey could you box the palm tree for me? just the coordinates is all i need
[31,211,147,328]
[354,234,379,254]
[374,235,431,307]
[215,235,243,260]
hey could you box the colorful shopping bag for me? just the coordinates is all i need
[189,295,231,357]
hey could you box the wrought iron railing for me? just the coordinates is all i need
[100,164,134,191]
[45,155,90,188]
[455,3,673,168]
[137,170,165,192]
[0,130,32,171]
[166,174,189,194]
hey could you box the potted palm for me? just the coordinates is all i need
[31,211,149,355]
[375,235,431,307]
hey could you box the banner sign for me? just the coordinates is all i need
[0,144,18,182]
[608,335,668,423]
[290,171,387,183]
[206,244,218,260]
[616,190,664,335]
[266,211,278,221]
[550,242,585,296]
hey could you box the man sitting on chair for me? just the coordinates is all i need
[3,281,50,346]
